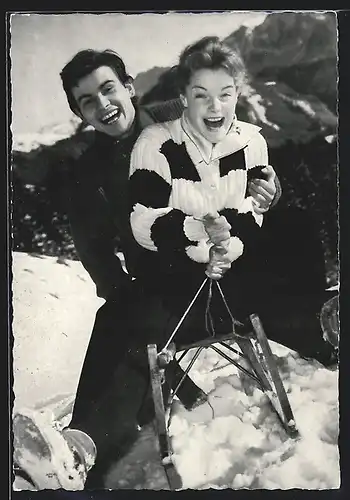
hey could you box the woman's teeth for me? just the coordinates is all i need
[204,117,224,129]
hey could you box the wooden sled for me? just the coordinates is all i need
[147,277,299,490]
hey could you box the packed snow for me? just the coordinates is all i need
[11,252,340,490]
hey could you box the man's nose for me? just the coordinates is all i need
[96,93,110,110]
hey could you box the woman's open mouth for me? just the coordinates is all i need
[101,108,122,125]
[203,117,225,130]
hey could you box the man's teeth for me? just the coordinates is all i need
[206,117,222,122]
[101,109,120,124]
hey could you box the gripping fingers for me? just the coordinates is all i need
[203,216,232,245]
[249,180,275,198]
[261,165,276,182]
[206,262,231,280]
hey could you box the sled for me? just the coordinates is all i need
[147,277,299,491]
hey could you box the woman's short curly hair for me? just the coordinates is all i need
[176,36,247,94]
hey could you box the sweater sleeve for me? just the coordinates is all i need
[219,132,269,252]
[129,125,205,258]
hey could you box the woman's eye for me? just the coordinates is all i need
[221,93,231,99]
[194,94,206,99]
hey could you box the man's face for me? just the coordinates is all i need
[72,65,136,138]
[181,68,238,144]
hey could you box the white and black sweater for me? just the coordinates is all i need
[129,115,268,275]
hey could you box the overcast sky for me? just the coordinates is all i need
[10,11,268,135]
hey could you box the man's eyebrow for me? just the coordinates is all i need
[77,80,115,103]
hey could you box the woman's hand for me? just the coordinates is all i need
[205,243,232,280]
[249,165,276,215]
[202,212,231,246]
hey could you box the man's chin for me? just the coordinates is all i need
[99,121,130,138]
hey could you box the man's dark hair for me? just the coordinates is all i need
[60,49,133,115]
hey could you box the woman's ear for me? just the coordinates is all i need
[180,94,187,108]
[125,81,136,98]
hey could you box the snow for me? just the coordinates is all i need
[11,251,340,490]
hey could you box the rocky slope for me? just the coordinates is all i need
[139,12,337,148]
[10,11,338,284]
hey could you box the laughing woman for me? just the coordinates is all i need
[129,36,338,364]
[129,36,279,341]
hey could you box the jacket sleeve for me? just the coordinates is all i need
[129,126,204,258]
[271,174,282,208]
[67,193,132,301]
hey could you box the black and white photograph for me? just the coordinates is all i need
[9,10,340,491]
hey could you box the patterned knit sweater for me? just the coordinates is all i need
[129,115,269,274]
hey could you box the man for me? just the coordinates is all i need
[12,48,294,491]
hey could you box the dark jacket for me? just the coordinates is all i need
[66,102,282,300]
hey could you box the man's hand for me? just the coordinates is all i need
[202,212,231,246]
[205,244,232,280]
[249,165,276,215]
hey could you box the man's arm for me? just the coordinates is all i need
[68,196,132,301]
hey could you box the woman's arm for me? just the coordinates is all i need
[129,125,208,261]
[217,132,270,252]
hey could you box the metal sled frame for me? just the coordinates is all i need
[147,277,299,490]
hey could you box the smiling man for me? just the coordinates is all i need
[13,48,282,491]
[71,64,136,137]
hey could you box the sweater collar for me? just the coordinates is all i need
[180,114,261,165]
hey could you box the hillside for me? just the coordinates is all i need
[11,11,338,285]
[138,12,337,148]
[12,252,339,490]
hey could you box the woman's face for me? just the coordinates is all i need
[181,68,238,144]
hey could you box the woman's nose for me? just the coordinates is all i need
[209,97,221,112]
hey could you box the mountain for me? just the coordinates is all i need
[10,12,338,284]
[137,12,337,148]
[224,12,337,113]
[133,66,170,98]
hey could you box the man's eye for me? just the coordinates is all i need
[104,84,115,93]
[81,98,94,108]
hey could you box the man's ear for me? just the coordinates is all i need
[180,94,187,108]
[125,81,135,98]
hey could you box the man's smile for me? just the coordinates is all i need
[100,107,122,125]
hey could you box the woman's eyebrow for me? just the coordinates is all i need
[191,84,235,91]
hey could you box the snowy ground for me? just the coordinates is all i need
[11,251,340,490]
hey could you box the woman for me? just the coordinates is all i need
[129,36,337,362]
[130,36,277,339]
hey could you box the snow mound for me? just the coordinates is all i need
[11,252,339,490]
[167,345,339,490]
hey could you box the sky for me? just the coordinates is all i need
[10,11,268,135]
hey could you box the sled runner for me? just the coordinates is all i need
[147,276,299,490]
